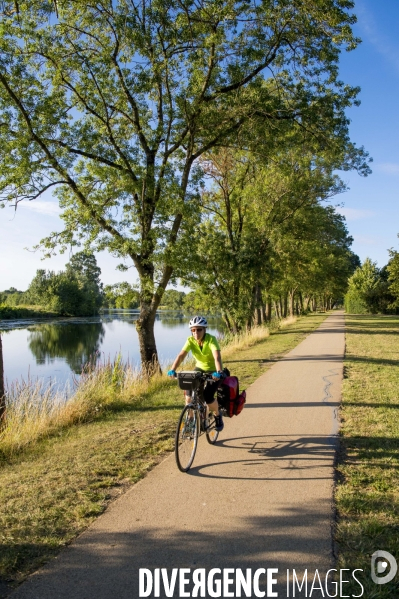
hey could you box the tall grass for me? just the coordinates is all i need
[0,357,170,457]
[0,318,294,457]
[220,316,295,357]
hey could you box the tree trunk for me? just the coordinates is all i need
[253,283,262,326]
[298,292,304,314]
[283,294,288,318]
[223,311,239,335]
[266,299,272,322]
[261,302,267,324]
[222,312,232,332]
[288,290,295,317]
[0,333,5,422]
[136,301,160,374]
[273,300,280,319]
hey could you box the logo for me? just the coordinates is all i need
[371,550,397,585]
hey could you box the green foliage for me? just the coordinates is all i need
[66,252,103,314]
[0,288,30,306]
[182,291,213,314]
[159,290,186,310]
[386,249,399,308]
[26,252,103,316]
[344,290,368,314]
[182,148,358,331]
[103,283,139,309]
[0,306,57,321]
[0,0,371,365]
[345,258,397,314]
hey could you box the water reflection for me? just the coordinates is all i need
[28,322,105,374]
[2,311,225,389]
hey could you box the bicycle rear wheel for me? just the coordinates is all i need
[205,413,219,444]
[175,405,199,472]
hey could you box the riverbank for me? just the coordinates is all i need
[335,315,399,598]
[0,313,328,590]
[0,305,59,321]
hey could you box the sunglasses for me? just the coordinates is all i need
[191,328,204,333]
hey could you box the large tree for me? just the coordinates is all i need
[0,0,365,369]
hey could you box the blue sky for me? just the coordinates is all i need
[335,0,399,266]
[1,0,398,290]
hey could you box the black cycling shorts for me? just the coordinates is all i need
[197,367,220,404]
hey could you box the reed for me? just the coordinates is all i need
[0,357,171,457]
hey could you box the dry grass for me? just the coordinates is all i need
[221,316,296,357]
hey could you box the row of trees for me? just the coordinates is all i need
[0,0,370,370]
[179,148,360,332]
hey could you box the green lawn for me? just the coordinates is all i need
[0,312,327,589]
[336,315,399,597]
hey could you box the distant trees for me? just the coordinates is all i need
[103,283,139,309]
[0,287,28,306]
[386,250,399,308]
[26,252,103,316]
[160,290,186,310]
[345,257,398,314]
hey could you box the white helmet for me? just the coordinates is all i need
[189,315,208,328]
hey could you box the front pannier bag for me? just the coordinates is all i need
[217,376,246,417]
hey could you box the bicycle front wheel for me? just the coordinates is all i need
[205,414,219,444]
[175,405,199,472]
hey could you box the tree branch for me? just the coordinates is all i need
[0,71,138,260]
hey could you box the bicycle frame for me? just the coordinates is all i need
[174,371,221,472]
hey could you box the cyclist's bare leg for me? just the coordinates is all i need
[207,398,219,416]
[184,392,195,420]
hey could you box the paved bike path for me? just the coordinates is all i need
[10,312,345,599]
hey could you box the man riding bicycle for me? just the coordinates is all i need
[168,316,225,431]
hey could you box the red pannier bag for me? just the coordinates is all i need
[217,376,246,417]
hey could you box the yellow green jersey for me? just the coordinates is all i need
[182,333,221,371]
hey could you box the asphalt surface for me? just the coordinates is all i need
[9,312,345,599]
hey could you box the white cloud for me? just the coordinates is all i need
[377,163,399,175]
[20,200,61,216]
[335,207,375,221]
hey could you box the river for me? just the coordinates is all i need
[0,311,225,391]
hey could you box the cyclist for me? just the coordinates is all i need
[168,315,225,431]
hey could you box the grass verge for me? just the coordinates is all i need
[0,312,327,589]
[336,315,399,597]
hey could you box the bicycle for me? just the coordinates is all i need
[174,371,223,472]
